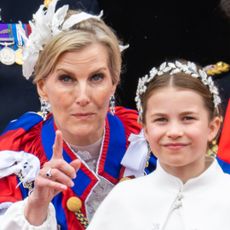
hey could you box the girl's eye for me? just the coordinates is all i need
[183,116,195,121]
[58,75,74,83]
[154,117,167,123]
[90,73,104,82]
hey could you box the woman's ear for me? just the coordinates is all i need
[36,79,48,100]
[111,83,117,96]
[208,116,222,141]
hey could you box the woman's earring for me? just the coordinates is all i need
[109,95,115,115]
[208,139,218,157]
[40,98,51,120]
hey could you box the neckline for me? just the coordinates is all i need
[70,137,103,160]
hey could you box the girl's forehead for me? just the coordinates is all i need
[148,86,200,98]
[146,87,206,110]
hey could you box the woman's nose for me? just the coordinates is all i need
[75,83,90,106]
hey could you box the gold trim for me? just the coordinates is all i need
[205,61,230,76]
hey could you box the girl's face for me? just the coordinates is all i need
[37,43,117,146]
[143,86,221,180]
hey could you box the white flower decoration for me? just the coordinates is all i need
[18,0,104,79]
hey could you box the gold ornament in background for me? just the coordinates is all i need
[15,46,23,65]
[44,0,53,8]
[205,61,230,76]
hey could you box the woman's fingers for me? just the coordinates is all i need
[40,130,81,189]
[36,174,68,191]
[52,130,64,160]
[43,159,77,179]
[70,159,81,172]
[43,167,75,187]
[31,130,82,205]
[43,129,78,178]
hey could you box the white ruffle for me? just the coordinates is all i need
[0,150,40,187]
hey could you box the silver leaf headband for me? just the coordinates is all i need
[18,0,128,79]
[135,60,221,120]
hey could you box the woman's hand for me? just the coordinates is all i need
[24,130,81,225]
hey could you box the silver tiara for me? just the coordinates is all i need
[135,60,221,119]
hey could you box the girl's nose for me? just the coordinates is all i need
[166,122,183,139]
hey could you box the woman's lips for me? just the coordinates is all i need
[72,113,96,119]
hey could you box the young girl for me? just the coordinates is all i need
[87,60,230,230]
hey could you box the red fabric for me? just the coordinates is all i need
[218,99,230,163]
[62,189,85,230]
[115,106,141,140]
[0,175,22,203]
[97,117,112,181]
[0,122,45,204]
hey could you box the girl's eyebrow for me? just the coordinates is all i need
[150,113,166,118]
[180,111,198,116]
[150,111,198,118]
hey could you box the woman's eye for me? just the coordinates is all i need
[90,73,104,82]
[58,75,74,83]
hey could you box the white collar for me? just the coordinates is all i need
[153,158,222,192]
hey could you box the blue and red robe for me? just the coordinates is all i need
[0,106,156,230]
[217,100,230,173]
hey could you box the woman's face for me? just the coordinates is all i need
[37,43,117,145]
[143,86,220,180]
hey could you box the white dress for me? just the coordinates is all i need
[87,159,230,230]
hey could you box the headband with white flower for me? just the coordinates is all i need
[18,0,127,79]
[135,60,221,120]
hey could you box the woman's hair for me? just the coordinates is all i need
[33,10,121,85]
[141,64,222,124]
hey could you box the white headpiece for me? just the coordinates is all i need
[18,0,105,79]
[135,60,221,120]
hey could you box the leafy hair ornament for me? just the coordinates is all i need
[135,60,221,121]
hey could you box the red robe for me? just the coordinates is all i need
[0,106,144,229]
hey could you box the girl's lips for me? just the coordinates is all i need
[163,143,189,150]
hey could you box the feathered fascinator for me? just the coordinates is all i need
[18,0,103,79]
